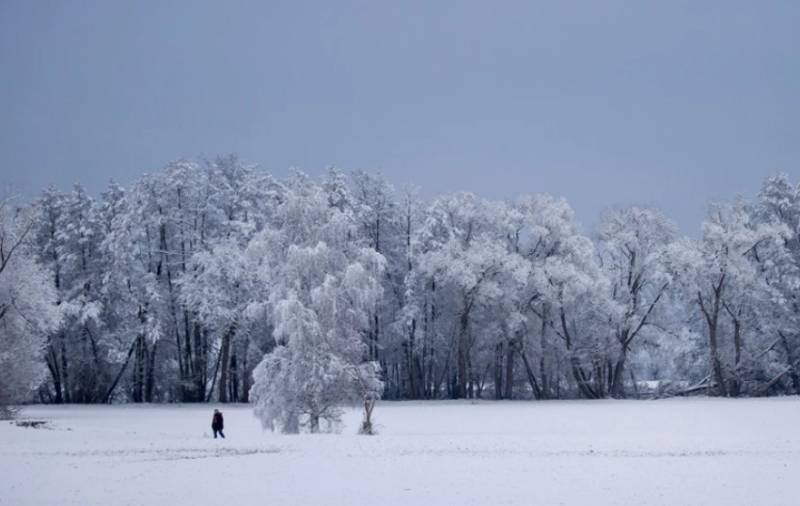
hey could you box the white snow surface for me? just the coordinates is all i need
[1,398,798,506]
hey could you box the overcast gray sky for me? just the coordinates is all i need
[1,1,798,232]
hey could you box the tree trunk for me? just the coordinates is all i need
[559,308,598,399]
[518,349,542,399]
[570,357,599,399]
[217,324,235,403]
[467,356,474,399]
[183,310,193,394]
[240,335,251,403]
[133,335,149,403]
[407,318,421,399]
[708,319,726,396]
[230,352,239,402]
[610,347,627,398]
[360,399,376,435]
[539,313,550,399]
[103,338,137,403]
[493,342,503,399]
[193,321,206,402]
[206,342,223,402]
[373,314,380,362]
[779,332,800,393]
[46,344,63,404]
[456,308,469,399]
[729,316,742,397]
[699,287,727,397]
[60,332,71,403]
[706,299,726,397]
[504,339,515,399]
[145,340,158,402]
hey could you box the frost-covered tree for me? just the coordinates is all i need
[180,238,257,402]
[404,193,527,399]
[250,251,385,433]
[597,207,676,397]
[532,225,616,399]
[499,195,618,399]
[101,183,165,403]
[29,185,110,403]
[509,195,589,399]
[349,170,409,398]
[667,199,787,396]
[417,234,528,399]
[249,174,385,433]
[754,175,800,393]
[11,157,800,406]
[391,184,426,399]
[0,199,61,416]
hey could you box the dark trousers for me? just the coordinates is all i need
[213,428,225,438]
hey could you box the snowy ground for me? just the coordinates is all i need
[1,398,799,506]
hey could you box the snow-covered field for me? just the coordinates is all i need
[1,398,799,506]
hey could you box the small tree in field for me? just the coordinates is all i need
[250,240,386,433]
[250,295,351,433]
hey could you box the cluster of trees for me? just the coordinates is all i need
[2,156,800,428]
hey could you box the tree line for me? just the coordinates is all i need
[2,157,800,421]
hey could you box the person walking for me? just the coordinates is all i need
[211,409,225,439]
